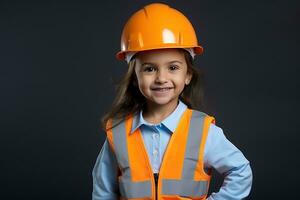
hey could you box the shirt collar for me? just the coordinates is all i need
[131,100,187,134]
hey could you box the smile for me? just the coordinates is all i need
[151,87,174,91]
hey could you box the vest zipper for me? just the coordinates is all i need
[154,173,159,200]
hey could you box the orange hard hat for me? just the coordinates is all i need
[116,3,204,61]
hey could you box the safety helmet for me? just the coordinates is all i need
[116,3,204,62]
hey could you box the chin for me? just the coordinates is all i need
[149,97,176,106]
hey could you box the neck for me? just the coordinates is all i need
[142,98,179,124]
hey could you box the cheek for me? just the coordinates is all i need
[136,75,151,90]
[173,76,186,86]
[140,75,152,84]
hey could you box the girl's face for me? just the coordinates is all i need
[134,48,192,108]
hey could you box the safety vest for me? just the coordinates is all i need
[105,108,216,200]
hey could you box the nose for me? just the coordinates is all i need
[155,70,168,83]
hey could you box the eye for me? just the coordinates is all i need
[169,64,179,71]
[143,66,156,72]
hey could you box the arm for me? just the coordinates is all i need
[92,138,120,200]
[204,124,253,200]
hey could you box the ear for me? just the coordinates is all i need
[185,72,192,85]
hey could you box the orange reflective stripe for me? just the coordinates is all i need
[159,109,192,179]
[126,117,153,181]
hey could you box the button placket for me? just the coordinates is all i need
[152,126,160,172]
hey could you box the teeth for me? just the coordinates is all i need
[153,88,171,91]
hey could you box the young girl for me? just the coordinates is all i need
[92,3,252,200]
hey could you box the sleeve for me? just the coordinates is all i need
[92,138,120,200]
[204,124,253,200]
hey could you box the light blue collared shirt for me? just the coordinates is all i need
[92,100,253,200]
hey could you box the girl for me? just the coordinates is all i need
[92,3,252,200]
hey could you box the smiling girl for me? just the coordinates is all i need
[92,3,252,200]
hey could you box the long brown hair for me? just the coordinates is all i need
[101,49,205,131]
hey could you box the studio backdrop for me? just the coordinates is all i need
[1,0,299,199]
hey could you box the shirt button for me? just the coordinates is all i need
[153,149,158,156]
[152,133,159,139]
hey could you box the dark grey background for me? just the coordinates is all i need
[1,0,299,199]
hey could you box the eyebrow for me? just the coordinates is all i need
[141,60,183,66]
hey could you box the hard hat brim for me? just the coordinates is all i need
[116,46,203,61]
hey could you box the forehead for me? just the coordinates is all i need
[135,48,185,64]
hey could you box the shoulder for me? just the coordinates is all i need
[206,123,237,152]
[106,114,132,132]
[208,123,226,139]
[189,109,208,116]
[189,109,212,118]
[189,109,216,124]
[208,121,222,131]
